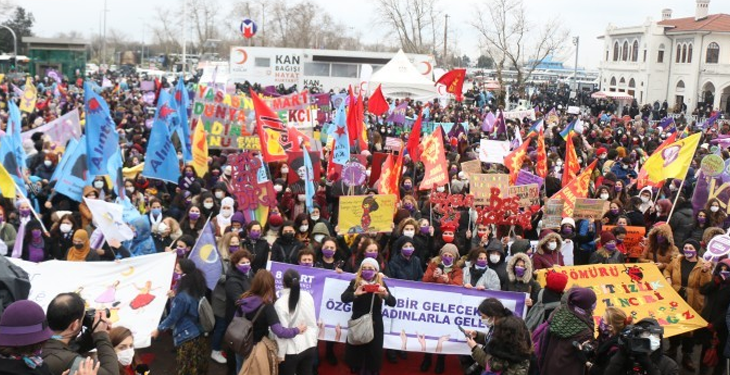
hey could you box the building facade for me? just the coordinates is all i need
[23,37,88,79]
[598,0,730,113]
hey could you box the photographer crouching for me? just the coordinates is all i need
[604,318,678,375]
[41,293,119,375]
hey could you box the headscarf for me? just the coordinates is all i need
[124,216,155,256]
[67,229,91,261]
[216,197,235,230]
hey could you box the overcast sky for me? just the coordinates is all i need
[21,0,730,70]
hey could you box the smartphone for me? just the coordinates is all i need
[363,284,380,293]
[457,325,469,338]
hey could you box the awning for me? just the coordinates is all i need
[591,90,634,101]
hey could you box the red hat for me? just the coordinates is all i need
[596,147,607,155]
[600,231,616,246]
[545,271,569,293]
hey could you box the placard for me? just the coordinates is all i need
[509,184,540,208]
[385,137,404,152]
[479,140,511,164]
[515,169,545,190]
[470,174,509,204]
[543,199,565,228]
[460,160,482,178]
[338,194,397,234]
[573,199,609,220]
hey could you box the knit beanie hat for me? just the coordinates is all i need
[545,271,569,293]
[440,244,459,259]
[568,287,597,311]
[600,231,616,246]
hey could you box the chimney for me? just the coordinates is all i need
[696,0,710,21]
[662,8,672,20]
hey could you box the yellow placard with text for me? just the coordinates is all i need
[536,264,707,338]
[338,194,397,234]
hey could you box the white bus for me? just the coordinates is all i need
[228,46,435,91]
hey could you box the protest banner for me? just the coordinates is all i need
[140,81,154,91]
[286,151,322,192]
[460,160,482,178]
[385,137,404,152]
[11,252,176,348]
[338,194,397,234]
[543,199,565,228]
[502,109,536,121]
[478,140,511,164]
[515,170,545,190]
[573,199,609,220]
[700,154,725,177]
[268,262,527,355]
[536,264,708,338]
[264,90,310,111]
[470,174,509,204]
[21,109,82,146]
[192,85,256,149]
[509,184,540,208]
[604,225,646,257]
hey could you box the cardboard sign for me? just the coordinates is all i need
[338,194,397,234]
[471,174,509,204]
[705,234,730,261]
[573,199,609,220]
[509,184,540,208]
[543,199,565,228]
[479,140,511,164]
[460,160,482,178]
[604,225,646,258]
[385,137,404,152]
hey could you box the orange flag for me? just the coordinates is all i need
[637,132,678,189]
[368,84,389,116]
[250,88,289,163]
[406,109,424,163]
[551,160,598,217]
[419,127,449,190]
[536,130,548,178]
[562,131,580,187]
[355,93,368,151]
[435,68,467,101]
[503,139,530,184]
[378,153,396,195]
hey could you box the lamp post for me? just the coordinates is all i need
[0,25,17,64]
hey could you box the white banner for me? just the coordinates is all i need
[502,109,536,121]
[479,140,511,164]
[21,109,82,146]
[83,198,135,242]
[11,252,176,348]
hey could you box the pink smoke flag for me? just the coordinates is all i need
[482,111,496,132]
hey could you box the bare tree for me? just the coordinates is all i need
[374,0,441,55]
[473,0,568,102]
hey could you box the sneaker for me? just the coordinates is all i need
[211,350,227,364]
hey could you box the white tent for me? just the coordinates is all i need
[369,50,437,102]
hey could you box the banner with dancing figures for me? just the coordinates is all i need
[268,262,527,355]
[536,264,708,338]
[11,252,176,348]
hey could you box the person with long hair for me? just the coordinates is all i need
[271,221,304,265]
[589,307,631,375]
[110,327,144,375]
[209,232,240,364]
[151,259,209,375]
[471,314,531,375]
[179,205,204,238]
[639,223,678,271]
[235,270,307,372]
[20,220,49,262]
[341,258,396,375]
[274,269,318,375]
[242,220,271,272]
[463,298,516,374]
[47,213,77,260]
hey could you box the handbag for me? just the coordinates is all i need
[346,293,375,345]
[225,305,265,357]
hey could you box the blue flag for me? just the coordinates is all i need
[656,116,674,129]
[84,82,119,176]
[7,101,27,170]
[53,135,94,201]
[142,91,182,183]
[173,78,192,162]
[332,100,350,166]
[2,101,27,195]
[303,143,316,214]
[189,221,222,290]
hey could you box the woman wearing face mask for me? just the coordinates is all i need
[644,199,672,229]
[66,229,100,261]
[504,252,540,305]
[198,192,219,220]
[35,153,57,181]
[639,223,678,271]
[20,220,49,263]
[662,239,711,371]
[532,230,565,272]
[613,180,630,206]
[682,209,710,244]
[48,213,76,260]
[110,327,144,375]
[399,177,415,199]
[179,205,204,238]
[705,198,728,229]
[462,248,501,291]
[240,221,270,273]
[698,259,730,375]
[310,222,330,249]
[275,269,318,375]
[224,250,253,369]
[604,319,678,375]
[169,235,195,259]
[624,197,646,228]
[341,258,396,375]
[589,307,631,375]
[178,165,202,192]
[155,218,182,253]
[272,221,304,265]
[293,214,312,248]
[209,232,240,364]
[593,185,614,202]
[91,177,113,201]
[393,218,426,259]
[601,201,623,225]
[589,231,625,264]
[345,238,385,274]
[400,195,422,220]
[0,205,16,254]
[148,198,165,234]
[212,197,235,237]
[265,210,285,245]
[463,299,519,374]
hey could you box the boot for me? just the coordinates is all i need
[386,349,398,364]
[682,354,696,372]
[434,355,445,374]
[420,354,432,372]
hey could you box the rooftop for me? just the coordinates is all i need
[658,13,730,32]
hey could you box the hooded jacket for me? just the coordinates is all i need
[462,260,501,290]
[505,253,541,301]
[423,256,463,285]
[638,187,654,213]
[124,216,156,256]
[668,200,694,246]
[663,254,712,313]
[533,232,564,271]
[78,186,99,229]
[387,237,424,282]
[639,224,678,271]
[486,240,509,288]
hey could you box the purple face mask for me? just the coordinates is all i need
[475,259,488,268]
[176,247,187,257]
[236,264,251,274]
[514,266,526,278]
[420,226,430,235]
[401,247,415,258]
[322,248,336,258]
[364,252,378,259]
[442,256,454,267]
[361,269,376,281]
[610,209,619,215]
[189,212,200,220]
[656,235,666,244]
[19,209,31,218]
[249,231,261,240]
[229,245,239,253]
[31,229,42,239]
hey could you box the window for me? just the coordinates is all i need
[629,78,636,88]
[676,44,682,63]
[676,80,685,91]
[706,42,719,64]
[331,63,358,78]
[610,77,617,86]
[613,42,619,61]
[622,41,629,61]
[632,41,639,62]
[619,77,626,87]
[254,57,270,68]
[303,62,330,76]
[643,49,647,62]
[606,49,609,61]
[657,44,665,63]
[682,44,687,63]
[688,44,693,63]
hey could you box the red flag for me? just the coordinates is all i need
[355,93,368,151]
[406,109,424,163]
[378,154,396,195]
[250,88,290,163]
[435,68,467,101]
[346,87,359,147]
[637,132,678,189]
[503,139,530,184]
[419,127,449,190]
[288,126,310,152]
[536,130,548,178]
[562,132,580,187]
[551,160,598,217]
[368,84,389,116]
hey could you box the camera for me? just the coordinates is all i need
[82,308,111,331]
[572,340,596,359]
[618,325,661,354]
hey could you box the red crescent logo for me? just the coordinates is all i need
[235,48,248,65]
[359,81,367,95]
[420,61,433,75]
[437,84,446,96]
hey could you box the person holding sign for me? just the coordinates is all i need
[639,224,678,272]
[589,232,625,265]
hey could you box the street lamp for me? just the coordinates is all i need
[0,25,17,65]
[572,36,580,104]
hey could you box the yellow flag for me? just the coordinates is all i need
[645,132,701,183]
[192,119,208,177]
[0,163,16,198]
[19,77,37,113]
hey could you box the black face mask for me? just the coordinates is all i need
[282,233,295,241]
[74,243,85,249]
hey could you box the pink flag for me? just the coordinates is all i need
[482,111,496,132]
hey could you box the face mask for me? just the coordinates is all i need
[436,186,445,192]
[60,223,73,234]
[311,215,320,222]
[297,195,306,202]
[475,259,488,268]
[299,225,309,232]
[44,160,52,167]
[442,256,454,266]
[599,154,607,160]
[249,230,261,240]
[322,248,336,259]
[148,207,161,216]
[117,348,135,367]
[614,186,622,192]
[365,169,371,176]
[189,212,200,220]
[176,246,187,257]
[273,185,283,193]
[598,319,610,336]
[515,266,526,278]
[31,229,42,239]
[610,209,619,215]
[220,208,233,218]
[403,202,414,210]
[711,206,720,213]
[403,184,412,191]
[481,317,493,327]
[361,269,376,281]
[74,243,85,249]
[281,167,289,175]
[420,226,430,235]
[93,181,104,189]
[648,335,661,352]
[656,235,666,244]
[562,227,573,235]
[282,232,295,241]
[313,234,325,243]
[299,261,313,267]
[364,251,378,259]
[547,241,558,251]
[622,165,629,170]
[157,222,169,233]
[172,272,182,283]
[236,264,251,274]
[600,194,609,200]
[203,202,214,210]
[641,196,650,203]
[228,245,239,253]
[684,250,696,258]
[698,217,706,224]
[185,171,194,178]
[489,254,500,263]
[19,209,31,217]
[215,191,225,200]
[442,234,454,243]
[721,270,730,280]
[605,243,617,251]
[403,230,415,238]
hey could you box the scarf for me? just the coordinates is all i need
[149,212,162,227]
[0,353,44,369]
[548,306,591,338]
[67,229,91,261]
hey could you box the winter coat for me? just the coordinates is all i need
[387,251,424,282]
[504,253,540,301]
[462,261,501,290]
[271,236,304,265]
[423,256,464,286]
[639,224,678,271]
[224,267,251,322]
[157,291,202,347]
[538,305,595,375]
[486,239,509,288]
[244,238,273,272]
[589,248,625,264]
[604,348,678,375]
[668,204,694,246]
[663,255,712,313]
[532,232,565,271]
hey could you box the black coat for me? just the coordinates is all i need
[0,358,53,375]
[341,279,396,372]
[224,268,252,322]
[243,238,272,272]
[271,237,304,265]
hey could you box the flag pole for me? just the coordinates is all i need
[11,180,48,233]
[665,178,685,223]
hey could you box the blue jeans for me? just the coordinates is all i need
[211,315,228,351]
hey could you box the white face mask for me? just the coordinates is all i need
[299,225,309,232]
[215,191,225,200]
[489,254,500,263]
[298,195,306,202]
[44,160,52,167]
[157,222,169,233]
[281,167,289,175]
[403,230,415,238]
[203,202,214,210]
[481,317,493,327]
[436,186,445,192]
[313,234,325,243]
[274,185,283,192]
[600,193,609,200]
[93,181,104,189]
[547,241,558,251]
[60,223,73,233]
[220,208,233,218]
[311,215,320,222]
[648,335,661,352]
[365,169,371,177]
[711,206,720,213]
[656,207,662,214]
[117,347,135,366]
[640,196,649,203]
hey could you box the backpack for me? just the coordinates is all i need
[198,296,215,333]
[524,289,561,331]
[531,320,551,371]
[224,306,265,357]
[0,254,31,318]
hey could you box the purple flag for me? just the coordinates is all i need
[482,111,496,132]
[386,102,408,125]
[702,113,721,129]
